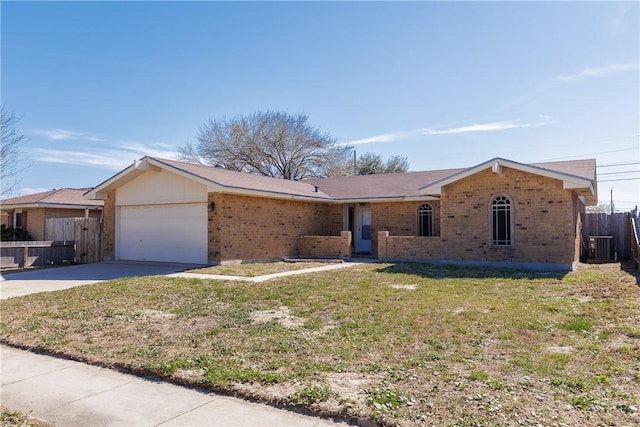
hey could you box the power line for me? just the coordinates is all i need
[598,177,640,182]
[597,161,640,168]
[533,146,639,162]
[597,170,640,176]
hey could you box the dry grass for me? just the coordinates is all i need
[1,262,639,426]
[184,261,339,277]
[1,407,53,427]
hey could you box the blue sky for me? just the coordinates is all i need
[2,1,638,210]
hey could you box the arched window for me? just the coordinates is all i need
[491,196,512,246]
[417,204,433,236]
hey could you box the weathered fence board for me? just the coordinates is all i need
[0,241,74,267]
[45,217,102,264]
[582,212,632,260]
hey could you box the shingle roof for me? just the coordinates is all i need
[304,169,465,200]
[86,156,597,204]
[151,158,333,200]
[305,158,596,201]
[1,188,104,208]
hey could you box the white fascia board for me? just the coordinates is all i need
[330,195,440,204]
[420,157,594,195]
[38,203,103,210]
[145,158,223,191]
[0,203,101,210]
[216,187,333,202]
[0,203,40,209]
[84,161,144,200]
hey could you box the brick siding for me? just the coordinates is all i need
[99,166,585,269]
[207,193,332,264]
[377,167,583,268]
[297,231,351,259]
[371,201,441,256]
[378,231,441,260]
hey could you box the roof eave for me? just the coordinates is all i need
[329,195,440,203]
[218,187,333,202]
[420,157,596,197]
[0,202,102,210]
[85,158,157,200]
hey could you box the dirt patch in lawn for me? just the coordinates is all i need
[250,306,306,328]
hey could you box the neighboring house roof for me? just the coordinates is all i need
[85,156,597,205]
[1,188,104,210]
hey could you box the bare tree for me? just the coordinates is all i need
[355,152,410,175]
[180,111,352,180]
[1,105,29,197]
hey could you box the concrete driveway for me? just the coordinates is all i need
[0,261,202,300]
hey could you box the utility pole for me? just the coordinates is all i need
[353,150,357,176]
[610,188,614,214]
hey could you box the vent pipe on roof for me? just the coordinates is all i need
[314,185,319,193]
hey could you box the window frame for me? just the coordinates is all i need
[490,195,512,247]
[14,210,23,230]
[417,203,434,237]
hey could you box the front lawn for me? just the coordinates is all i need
[1,262,638,426]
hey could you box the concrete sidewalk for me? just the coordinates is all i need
[1,345,348,426]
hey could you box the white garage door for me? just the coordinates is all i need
[118,204,208,264]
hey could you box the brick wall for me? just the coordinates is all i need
[439,167,577,266]
[378,231,441,260]
[207,193,332,263]
[371,201,441,256]
[297,231,351,259]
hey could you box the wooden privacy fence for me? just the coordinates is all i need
[45,217,102,264]
[0,241,74,268]
[582,212,632,260]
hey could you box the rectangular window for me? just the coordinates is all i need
[14,211,23,229]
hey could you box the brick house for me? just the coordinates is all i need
[85,156,596,271]
[1,188,104,240]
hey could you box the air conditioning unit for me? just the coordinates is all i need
[588,236,614,262]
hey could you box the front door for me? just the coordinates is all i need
[355,206,371,253]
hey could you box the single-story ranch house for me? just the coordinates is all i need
[1,188,103,240]
[85,156,596,271]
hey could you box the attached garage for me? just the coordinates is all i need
[118,203,208,264]
[103,161,211,264]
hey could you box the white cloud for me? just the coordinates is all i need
[31,148,133,170]
[17,187,52,196]
[350,118,552,146]
[555,63,639,83]
[30,128,104,142]
[117,142,180,159]
[30,141,180,171]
